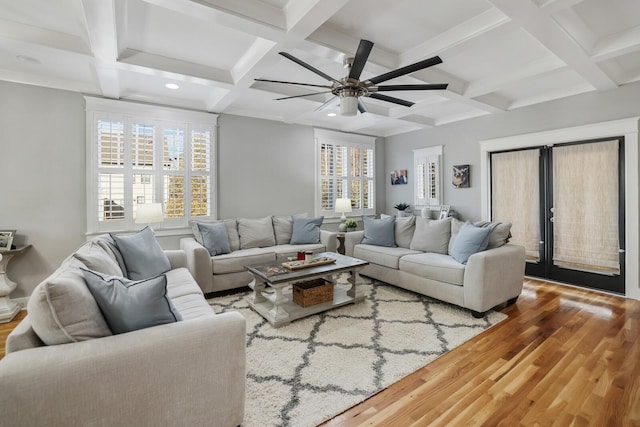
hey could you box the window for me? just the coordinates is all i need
[86,97,217,233]
[413,146,442,209]
[315,129,376,217]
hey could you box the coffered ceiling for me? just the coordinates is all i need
[1,0,639,136]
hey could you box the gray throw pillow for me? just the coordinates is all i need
[110,226,171,280]
[450,222,497,264]
[238,216,276,249]
[475,221,512,249]
[290,216,323,244]
[409,217,451,254]
[197,222,231,256]
[82,269,182,334]
[362,216,396,247]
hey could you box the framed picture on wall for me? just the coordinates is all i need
[452,164,470,188]
[390,169,408,185]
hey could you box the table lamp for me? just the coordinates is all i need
[335,198,352,232]
[135,203,164,228]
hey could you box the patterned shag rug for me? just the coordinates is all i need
[208,274,507,427]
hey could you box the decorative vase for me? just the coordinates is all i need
[397,210,407,218]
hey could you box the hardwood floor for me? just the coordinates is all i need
[322,279,640,426]
[1,280,638,425]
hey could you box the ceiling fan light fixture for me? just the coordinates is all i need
[339,88,359,116]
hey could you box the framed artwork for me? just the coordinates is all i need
[390,169,408,185]
[0,230,15,251]
[438,205,450,220]
[452,164,470,188]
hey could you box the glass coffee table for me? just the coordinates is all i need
[245,252,369,327]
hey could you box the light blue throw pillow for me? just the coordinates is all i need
[197,222,232,256]
[81,269,182,334]
[362,216,397,247]
[450,221,496,264]
[290,216,324,244]
[110,226,171,280]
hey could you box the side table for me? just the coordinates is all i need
[0,245,31,323]
[337,233,346,255]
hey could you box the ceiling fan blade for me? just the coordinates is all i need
[367,56,443,85]
[369,93,414,107]
[274,91,333,101]
[279,52,340,84]
[255,78,333,89]
[358,98,368,114]
[375,83,448,91]
[349,39,374,80]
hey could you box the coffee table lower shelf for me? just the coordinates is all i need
[247,284,364,327]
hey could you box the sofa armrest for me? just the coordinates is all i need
[165,249,187,269]
[463,243,526,313]
[320,230,338,253]
[0,312,246,427]
[344,231,365,257]
[180,237,213,292]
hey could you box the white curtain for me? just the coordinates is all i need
[492,149,541,261]
[552,140,620,273]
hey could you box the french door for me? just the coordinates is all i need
[490,137,625,294]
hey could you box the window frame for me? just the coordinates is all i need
[85,97,217,234]
[314,129,376,218]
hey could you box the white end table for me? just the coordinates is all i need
[0,245,31,323]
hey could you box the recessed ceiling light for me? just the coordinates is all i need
[16,55,41,65]
[165,83,179,90]
[327,112,337,117]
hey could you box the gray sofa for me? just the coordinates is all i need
[181,215,337,293]
[0,235,246,427]
[344,216,526,317]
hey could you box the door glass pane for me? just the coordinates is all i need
[552,140,620,274]
[492,150,541,261]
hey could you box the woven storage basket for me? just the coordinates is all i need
[292,278,334,307]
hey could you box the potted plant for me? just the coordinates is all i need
[344,219,358,231]
[394,203,410,217]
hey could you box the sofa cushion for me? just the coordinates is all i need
[410,217,451,254]
[191,219,240,251]
[450,222,496,264]
[381,214,416,249]
[72,239,123,277]
[362,216,396,247]
[448,218,466,254]
[27,257,112,346]
[198,222,232,256]
[272,215,293,245]
[290,216,323,244]
[399,253,466,286]
[211,247,276,274]
[475,221,512,249]
[354,244,422,270]
[111,226,171,280]
[238,216,276,249]
[164,267,215,320]
[82,269,182,334]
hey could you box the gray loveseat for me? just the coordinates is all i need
[0,234,246,427]
[344,216,526,317]
[181,215,337,294]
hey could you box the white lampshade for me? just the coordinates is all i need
[135,203,164,224]
[335,198,352,220]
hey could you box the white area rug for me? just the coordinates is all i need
[208,274,507,427]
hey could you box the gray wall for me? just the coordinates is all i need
[1,81,86,299]
[1,81,386,298]
[385,80,640,221]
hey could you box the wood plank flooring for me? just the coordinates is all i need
[321,279,640,426]
[1,279,638,425]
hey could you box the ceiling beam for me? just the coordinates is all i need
[488,0,617,91]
